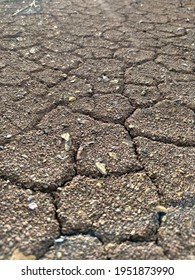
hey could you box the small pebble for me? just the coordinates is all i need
[61,133,70,141]
[28,202,38,210]
[57,252,62,258]
[29,47,37,54]
[27,196,33,202]
[156,205,167,213]
[68,96,77,102]
[108,152,117,159]
[95,161,107,175]
[54,236,66,243]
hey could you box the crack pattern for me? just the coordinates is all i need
[0,0,195,260]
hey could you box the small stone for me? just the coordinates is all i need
[27,196,33,202]
[61,73,67,79]
[130,229,136,235]
[61,133,70,142]
[29,47,37,54]
[21,154,28,159]
[156,205,167,223]
[125,206,132,212]
[56,154,67,160]
[57,252,62,258]
[96,182,102,187]
[156,205,167,213]
[101,74,109,82]
[61,132,71,151]
[77,118,87,124]
[6,134,12,139]
[110,79,119,84]
[70,76,77,83]
[68,96,77,102]
[122,140,134,148]
[108,152,117,159]
[54,236,66,243]
[161,215,167,222]
[28,202,38,210]
[115,208,121,213]
[95,161,107,175]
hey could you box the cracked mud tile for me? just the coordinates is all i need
[126,100,195,146]
[125,61,169,86]
[124,84,161,107]
[37,106,141,176]
[42,235,106,260]
[102,29,125,42]
[73,46,113,59]
[158,207,195,259]
[0,29,40,50]
[158,82,195,110]
[0,179,59,260]
[0,129,75,190]
[68,93,134,123]
[40,51,82,71]
[0,66,30,86]
[159,33,194,49]
[70,59,124,94]
[134,137,195,206]
[55,173,159,243]
[0,80,54,140]
[157,44,194,60]
[104,242,168,260]
[41,39,78,53]
[149,24,188,39]
[31,68,67,88]
[169,71,195,83]
[47,75,93,103]
[0,84,29,103]
[114,48,155,65]
[118,31,164,49]
[0,48,44,85]
[76,124,141,176]
[156,55,195,73]
[0,49,42,72]
[0,96,53,134]
[75,36,118,51]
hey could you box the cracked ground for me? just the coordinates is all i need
[0,0,194,260]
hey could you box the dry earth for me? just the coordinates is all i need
[0,0,194,260]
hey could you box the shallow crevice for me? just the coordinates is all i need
[129,138,164,199]
[128,137,167,207]
[61,230,105,245]
[49,191,62,238]
[0,171,76,193]
[129,130,195,148]
[70,107,131,125]
[155,59,195,75]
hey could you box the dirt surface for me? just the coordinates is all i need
[0,0,194,260]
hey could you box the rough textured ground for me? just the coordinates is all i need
[0,0,194,260]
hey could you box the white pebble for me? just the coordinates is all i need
[28,202,38,210]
